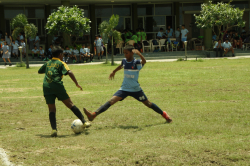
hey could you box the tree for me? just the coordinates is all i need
[99,15,122,65]
[45,5,91,46]
[194,1,245,40]
[11,14,38,69]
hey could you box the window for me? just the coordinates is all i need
[138,4,154,16]
[231,2,249,9]
[155,4,172,15]
[4,7,24,19]
[95,5,112,18]
[113,5,131,16]
[79,6,89,18]
[25,7,45,18]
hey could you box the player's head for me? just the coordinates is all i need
[95,35,99,39]
[65,45,69,50]
[177,27,180,30]
[225,38,229,43]
[82,44,85,48]
[74,45,77,49]
[34,46,37,49]
[52,46,63,60]
[182,25,185,29]
[123,45,134,60]
[39,46,43,50]
[168,25,171,29]
[4,41,7,45]
[141,28,144,32]
[21,39,24,42]
[218,39,222,43]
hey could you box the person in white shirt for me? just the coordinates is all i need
[63,46,72,63]
[213,39,224,57]
[1,41,12,66]
[19,33,24,45]
[85,44,94,62]
[34,34,40,48]
[20,39,26,58]
[32,46,40,59]
[39,46,46,61]
[72,45,79,63]
[181,25,189,48]
[175,27,181,42]
[80,44,87,63]
[222,38,235,57]
[11,40,19,59]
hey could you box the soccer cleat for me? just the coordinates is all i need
[162,111,172,123]
[82,122,91,129]
[83,108,96,121]
[9,63,12,66]
[51,130,57,137]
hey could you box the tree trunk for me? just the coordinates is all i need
[105,44,108,63]
[111,36,114,65]
[25,38,29,69]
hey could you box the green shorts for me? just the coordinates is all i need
[43,83,70,104]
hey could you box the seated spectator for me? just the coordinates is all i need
[131,33,138,50]
[212,32,217,41]
[20,39,26,58]
[85,44,94,62]
[11,40,19,59]
[39,46,46,61]
[157,28,165,39]
[72,45,79,63]
[166,29,173,43]
[141,28,147,41]
[32,46,39,59]
[47,44,53,59]
[233,32,242,49]
[80,44,86,62]
[213,39,224,57]
[175,27,181,42]
[63,46,71,63]
[223,38,235,57]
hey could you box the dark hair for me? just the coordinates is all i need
[218,39,222,42]
[50,44,53,46]
[160,28,163,31]
[40,46,43,48]
[124,45,134,52]
[82,44,85,47]
[65,45,69,48]
[95,35,99,37]
[74,45,76,47]
[52,46,63,57]
[182,25,185,27]
[225,38,229,40]
[34,46,37,47]
[141,28,144,31]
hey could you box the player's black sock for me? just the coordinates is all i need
[151,103,163,115]
[71,106,86,124]
[95,102,111,115]
[49,112,57,130]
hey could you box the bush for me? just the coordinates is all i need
[190,59,204,62]
[177,58,185,61]
[16,62,26,67]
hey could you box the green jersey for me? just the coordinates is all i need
[136,32,141,42]
[131,35,138,43]
[141,32,147,40]
[38,57,70,87]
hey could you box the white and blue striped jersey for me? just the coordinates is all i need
[119,58,144,92]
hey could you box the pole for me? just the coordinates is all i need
[184,41,187,60]
[105,44,108,63]
[19,47,23,63]
[25,38,29,68]
[111,36,114,65]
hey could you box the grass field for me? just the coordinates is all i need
[0,58,250,166]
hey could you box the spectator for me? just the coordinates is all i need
[181,25,189,48]
[63,46,71,63]
[20,39,26,58]
[136,28,141,43]
[85,44,94,62]
[233,32,242,49]
[223,38,235,57]
[47,44,53,59]
[1,41,12,66]
[94,35,104,60]
[131,32,138,49]
[11,40,19,59]
[212,32,217,41]
[39,46,46,61]
[166,26,173,38]
[124,29,132,43]
[141,28,147,41]
[32,46,40,59]
[213,39,224,57]
[175,27,181,42]
[80,44,86,63]
[5,32,12,45]
[19,33,24,45]
[157,28,165,39]
[34,33,40,48]
[72,45,79,63]
[99,35,104,58]
[228,31,234,42]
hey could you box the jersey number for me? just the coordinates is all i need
[46,71,53,83]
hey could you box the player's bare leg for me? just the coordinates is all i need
[62,98,91,128]
[48,104,57,137]
[142,100,172,123]
[84,96,122,121]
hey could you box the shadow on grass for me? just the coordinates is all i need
[35,130,90,138]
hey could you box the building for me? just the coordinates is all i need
[0,0,249,50]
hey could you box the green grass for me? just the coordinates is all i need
[1,58,250,165]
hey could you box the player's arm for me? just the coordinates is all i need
[38,63,46,74]
[132,49,146,65]
[67,70,82,90]
[109,65,122,80]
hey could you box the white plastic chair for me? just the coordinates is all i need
[126,40,135,46]
[151,39,161,51]
[159,39,166,52]
[116,40,124,54]
[142,40,152,52]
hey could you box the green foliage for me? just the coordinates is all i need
[68,44,82,50]
[98,15,122,44]
[177,58,185,61]
[11,14,38,40]
[16,62,26,67]
[190,59,204,62]
[195,1,245,40]
[46,5,91,38]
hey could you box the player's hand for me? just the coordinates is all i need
[5,51,8,54]
[109,72,115,80]
[132,49,140,55]
[76,84,83,91]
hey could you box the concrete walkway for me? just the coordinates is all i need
[1,55,250,69]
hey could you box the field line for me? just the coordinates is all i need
[0,148,14,166]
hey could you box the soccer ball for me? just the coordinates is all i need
[71,119,84,134]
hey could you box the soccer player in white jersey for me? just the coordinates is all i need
[83,45,172,123]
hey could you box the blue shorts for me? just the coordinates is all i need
[113,90,148,102]
[181,38,187,42]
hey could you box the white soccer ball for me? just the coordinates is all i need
[71,119,84,134]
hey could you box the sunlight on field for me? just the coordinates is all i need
[0,59,250,165]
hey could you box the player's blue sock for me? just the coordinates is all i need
[95,102,111,115]
[71,106,86,124]
[49,112,57,130]
[151,103,163,115]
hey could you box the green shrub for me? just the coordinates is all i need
[16,62,26,67]
[177,58,184,61]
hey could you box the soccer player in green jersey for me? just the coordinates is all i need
[38,46,90,137]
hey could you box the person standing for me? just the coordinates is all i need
[11,40,19,59]
[1,41,12,66]
[181,25,189,49]
[175,27,181,42]
[213,39,224,57]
